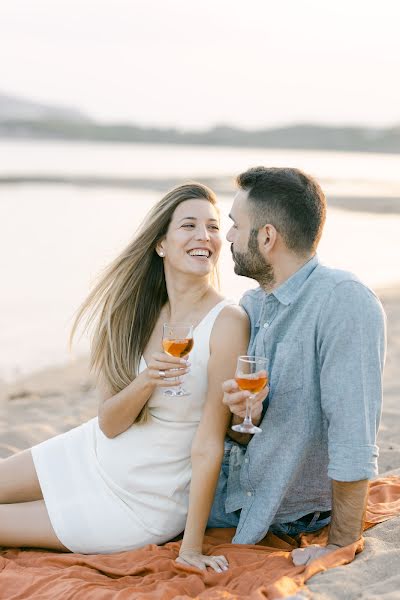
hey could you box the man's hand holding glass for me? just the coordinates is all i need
[222,376,269,435]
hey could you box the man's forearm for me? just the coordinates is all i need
[328,479,369,546]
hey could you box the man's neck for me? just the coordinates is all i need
[261,253,314,293]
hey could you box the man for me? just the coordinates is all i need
[208,166,386,565]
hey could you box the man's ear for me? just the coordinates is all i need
[260,224,278,251]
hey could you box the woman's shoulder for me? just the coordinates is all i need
[208,302,249,356]
[213,301,249,329]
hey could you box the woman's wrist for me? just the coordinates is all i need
[179,544,202,555]
[135,369,156,394]
[180,531,203,555]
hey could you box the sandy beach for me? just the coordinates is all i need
[1,200,399,598]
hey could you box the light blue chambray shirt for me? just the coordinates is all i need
[221,255,386,545]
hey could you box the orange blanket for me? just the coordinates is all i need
[1,476,400,600]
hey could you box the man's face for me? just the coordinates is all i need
[227,189,273,284]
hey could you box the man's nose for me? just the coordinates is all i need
[226,226,234,242]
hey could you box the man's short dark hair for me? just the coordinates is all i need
[237,166,327,253]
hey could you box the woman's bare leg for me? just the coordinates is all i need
[0,500,69,550]
[0,449,42,503]
[0,449,69,550]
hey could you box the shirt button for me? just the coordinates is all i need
[244,458,249,463]
[263,322,269,329]
[247,491,252,497]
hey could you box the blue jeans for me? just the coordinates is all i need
[269,512,332,537]
[207,446,242,528]
[207,445,331,537]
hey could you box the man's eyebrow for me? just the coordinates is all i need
[178,216,219,223]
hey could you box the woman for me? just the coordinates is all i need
[0,183,249,572]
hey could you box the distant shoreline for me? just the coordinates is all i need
[2,174,400,214]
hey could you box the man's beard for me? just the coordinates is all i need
[231,229,274,287]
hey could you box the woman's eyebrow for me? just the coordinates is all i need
[178,217,219,223]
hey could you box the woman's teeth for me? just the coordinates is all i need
[188,250,210,257]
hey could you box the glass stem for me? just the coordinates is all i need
[243,395,253,424]
[176,373,184,394]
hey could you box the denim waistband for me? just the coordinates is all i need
[300,510,331,526]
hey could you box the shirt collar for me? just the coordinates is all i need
[270,254,320,306]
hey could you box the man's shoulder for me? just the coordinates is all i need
[313,263,361,286]
[311,265,385,324]
[238,265,383,315]
[309,264,380,302]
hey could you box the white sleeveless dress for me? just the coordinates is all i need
[31,300,232,554]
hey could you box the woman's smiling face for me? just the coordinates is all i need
[158,199,222,278]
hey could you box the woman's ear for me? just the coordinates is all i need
[156,241,165,257]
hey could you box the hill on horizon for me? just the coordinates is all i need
[0,91,90,123]
[1,92,400,154]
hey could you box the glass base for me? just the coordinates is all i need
[231,421,262,434]
[163,388,190,397]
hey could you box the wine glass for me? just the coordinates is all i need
[162,323,194,396]
[231,355,268,434]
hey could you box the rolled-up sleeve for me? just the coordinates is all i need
[317,281,386,481]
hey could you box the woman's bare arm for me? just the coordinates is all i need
[177,305,249,571]
[97,354,190,438]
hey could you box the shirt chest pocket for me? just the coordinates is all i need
[270,341,304,398]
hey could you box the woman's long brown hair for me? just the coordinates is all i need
[70,182,218,422]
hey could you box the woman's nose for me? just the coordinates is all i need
[195,225,210,240]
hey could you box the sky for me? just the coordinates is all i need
[1,0,400,129]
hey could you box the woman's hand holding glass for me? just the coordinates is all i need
[144,352,190,389]
[162,323,194,396]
